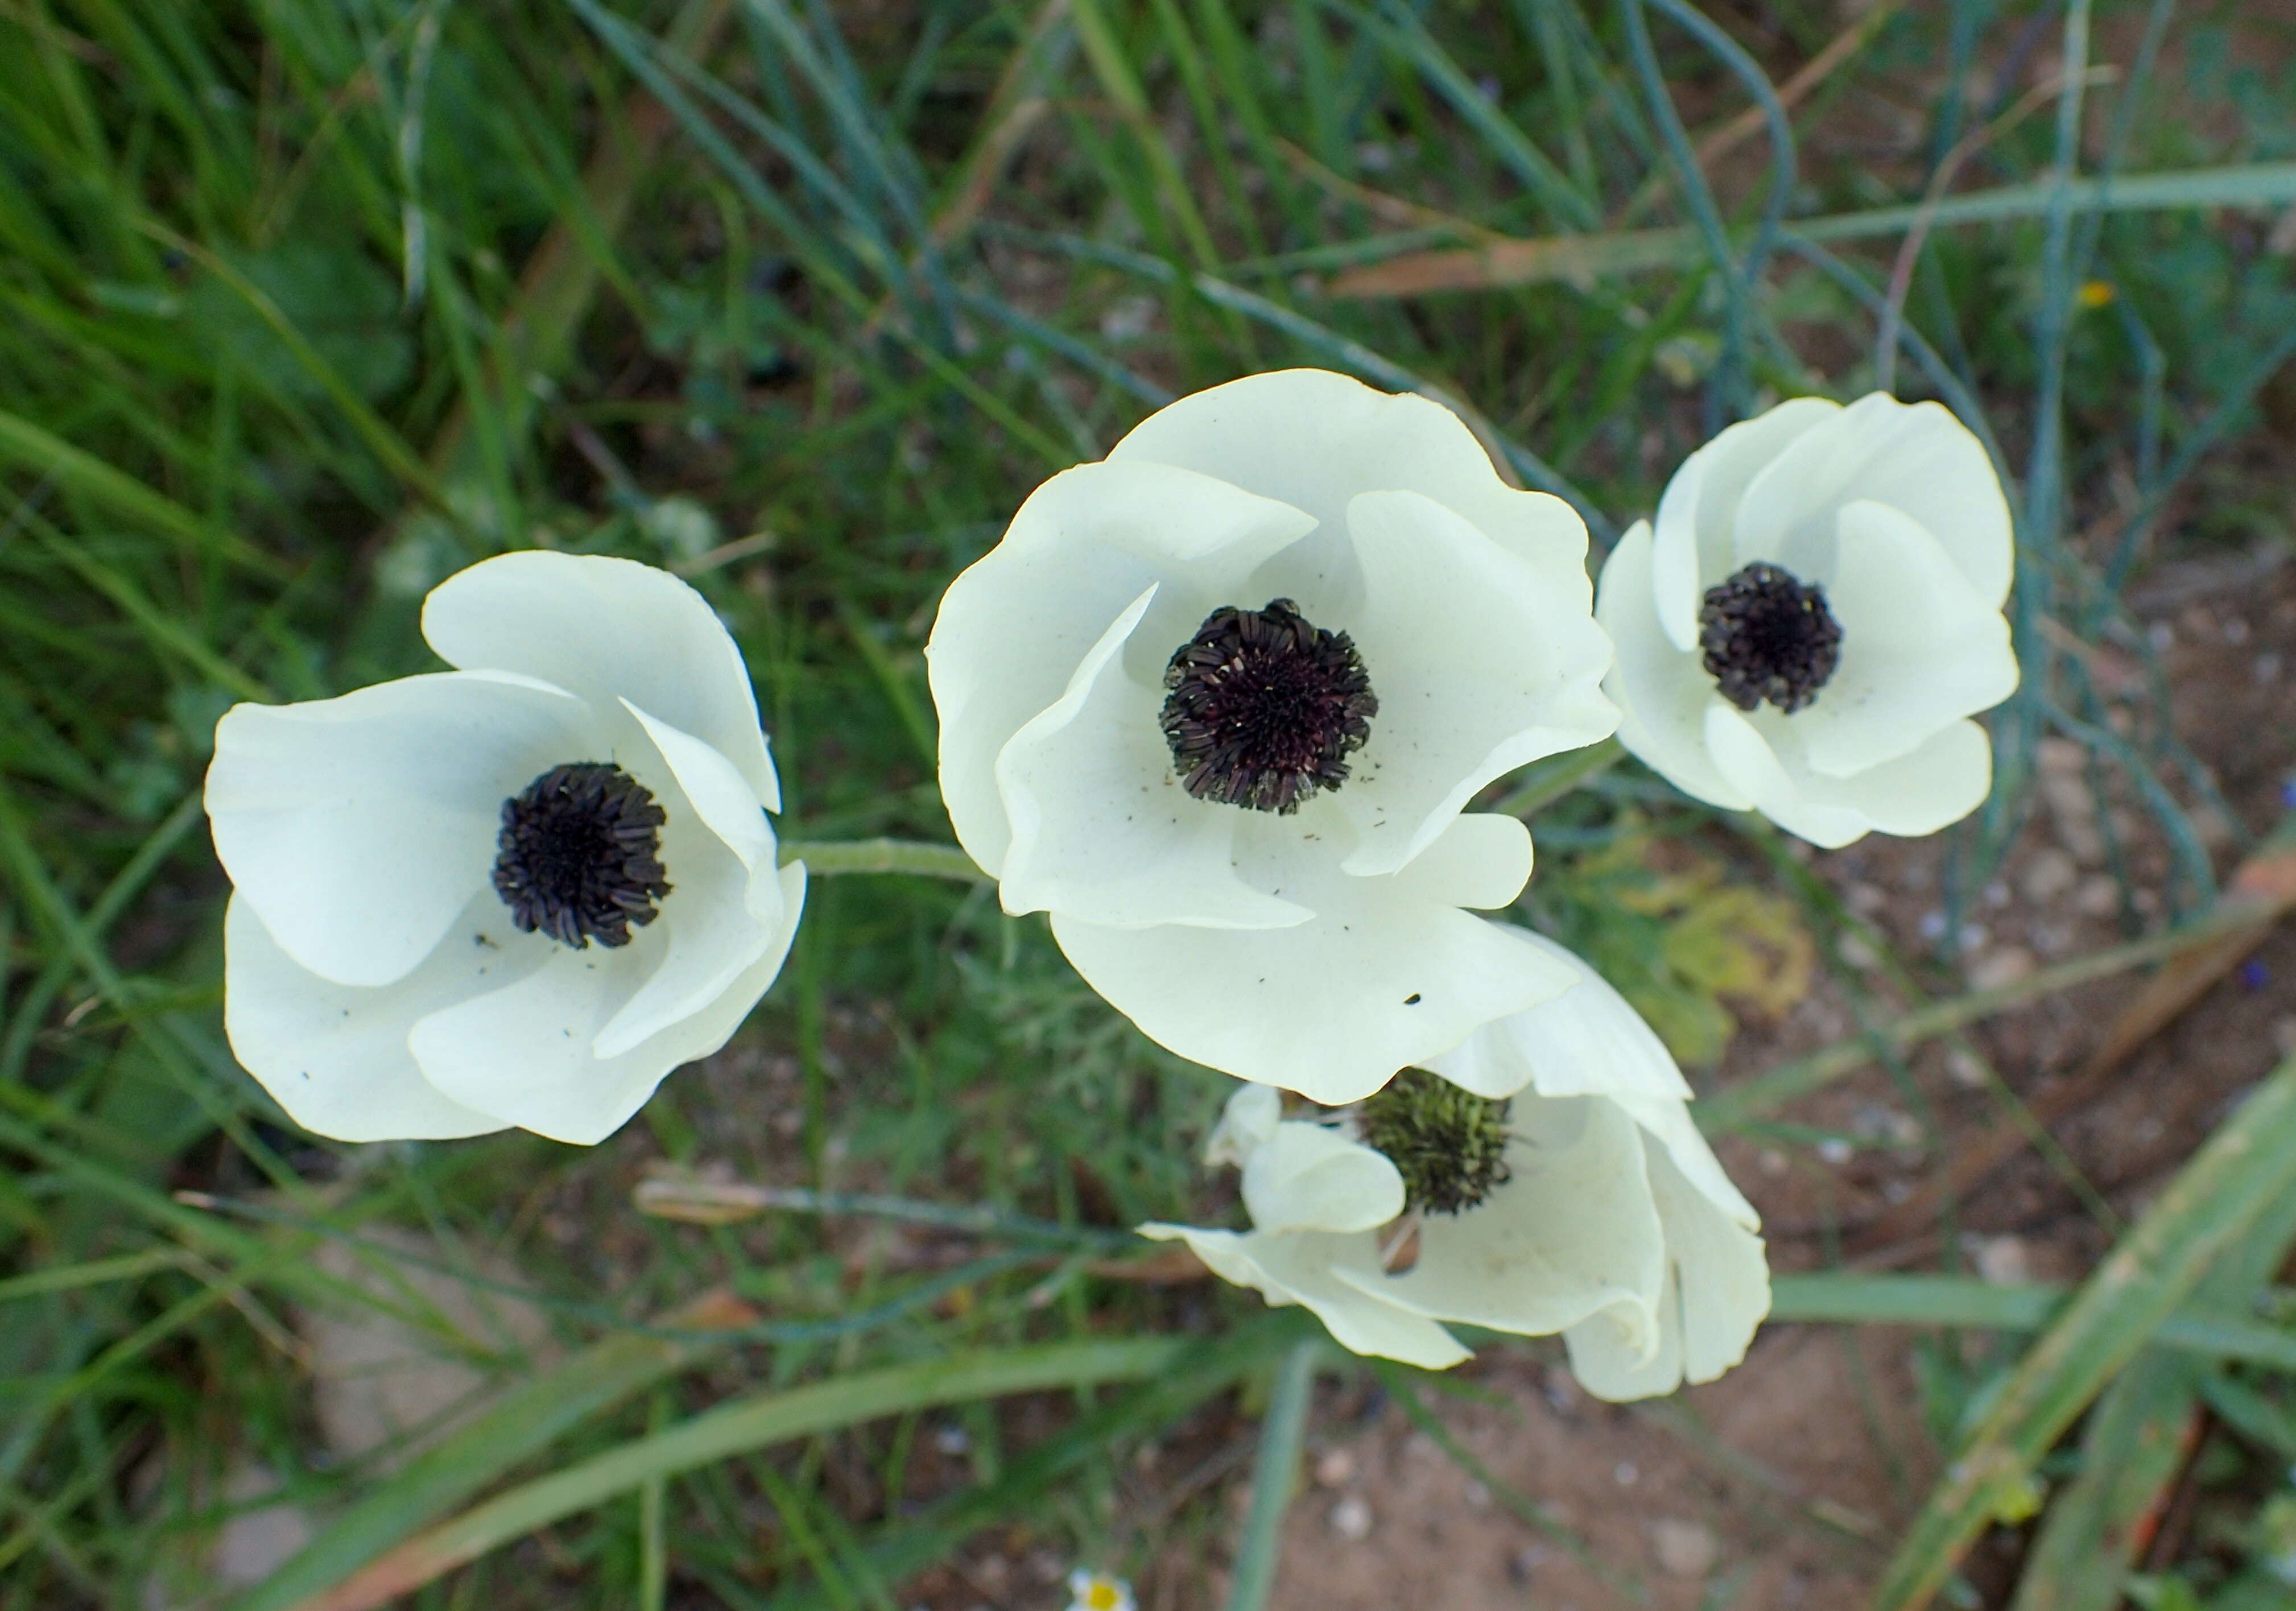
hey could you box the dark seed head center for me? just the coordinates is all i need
[1159,598,1377,815]
[1698,561,1843,714]
[1357,1068,1512,1216]
[493,762,671,949]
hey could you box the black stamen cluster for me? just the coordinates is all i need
[1357,1069,1513,1217]
[1698,561,1843,714]
[492,763,670,948]
[1159,598,1377,814]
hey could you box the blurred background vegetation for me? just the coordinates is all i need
[3,0,2296,1606]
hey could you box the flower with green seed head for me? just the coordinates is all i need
[1143,926,1769,1398]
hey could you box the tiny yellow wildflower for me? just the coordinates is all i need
[1065,1568,1136,1611]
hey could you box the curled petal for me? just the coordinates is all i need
[422,551,781,810]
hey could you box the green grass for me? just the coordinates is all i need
[3,0,2296,1606]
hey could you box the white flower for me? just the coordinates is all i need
[205,552,805,1146]
[925,369,1618,1102]
[1143,926,1769,1400]
[1595,393,2018,848]
[1065,1569,1136,1611]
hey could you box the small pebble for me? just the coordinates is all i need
[1817,1138,1854,1166]
[1968,947,2036,992]
[1651,1518,1720,1578]
[2020,848,2079,904]
[1313,1448,1356,1488]
[1463,1480,1491,1510]
[1947,1050,1990,1090]
[1972,1234,2033,1287]
[1837,932,1880,970]
[2072,875,2121,918]
[1327,1495,1373,1540]
[1614,1461,1639,1486]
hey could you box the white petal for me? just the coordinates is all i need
[422,552,782,811]
[1050,812,1575,1103]
[1341,1094,1665,1339]
[1138,1223,1470,1369]
[1707,703,1994,847]
[1647,1142,1770,1385]
[1424,924,1692,1105]
[205,672,600,988]
[1650,397,1840,651]
[926,461,1316,878]
[993,585,1308,930]
[1205,1083,1282,1167]
[593,708,794,1060]
[1787,501,2018,776]
[1610,1093,1759,1232]
[1563,1274,1687,1402]
[1596,522,1752,810]
[1332,490,1617,875]
[222,894,515,1142]
[410,862,804,1145]
[1387,812,1533,911]
[1733,394,2012,605]
[1108,368,1589,594]
[1562,1142,1769,1400]
[1702,703,1876,848]
[1241,1122,1406,1234]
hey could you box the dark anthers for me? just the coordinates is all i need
[1159,598,1377,814]
[1357,1069,1513,1217]
[493,763,671,949]
[1698,561,1844,714]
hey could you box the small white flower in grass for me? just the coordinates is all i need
[1143,927,1769,1400]
[926,369,1618,1102]
[205,552,804,1146]
[1595,393,2019,848]
[1065,1569,1135,1611]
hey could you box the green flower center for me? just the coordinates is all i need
[1356,1068,1512,1216]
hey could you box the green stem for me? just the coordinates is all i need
[777,837,984,881]
[1227,1337,1322,1611]
[1492,737,1624,819]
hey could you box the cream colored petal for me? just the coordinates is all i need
[1108,369,1589,606]
[1330,490,1616,876]
[993,585,1310,930]
[1205,1082,1283,1167]
[1240,1121,1406,1234]
[222,894,516,1142]
[1649,396,1840,650]
[1051,812,1574,1103]
[1341,1094,1665,1339]
[1786,501,2017,777]
[1732,394,2012,607]
[205,672,601,989]
[1707,703,1994,846]
[1423,924,1692,1105]
[1138,1223,1470,1368]
[410,863,803,1145]
[1563,1273,1687,1402]
[1596,523,1752,811]
[422,552,781,811]
[926,461,1317,878]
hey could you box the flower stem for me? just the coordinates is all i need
[1492,736,1624,819]
[777,837,984,881]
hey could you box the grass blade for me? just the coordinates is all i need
[282,1335,1186,1611]
[1871,1051,2296,1610]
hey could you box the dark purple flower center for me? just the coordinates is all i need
[493,763,670,948]
[1699,562,1843,714]
[1159,598,1377,815]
